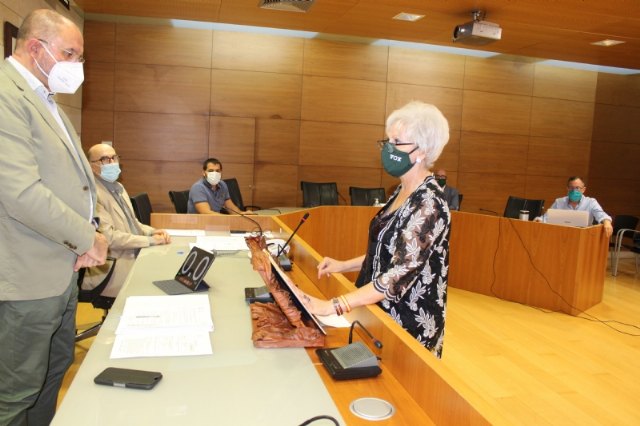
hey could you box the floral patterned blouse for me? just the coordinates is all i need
[355,175,450,358]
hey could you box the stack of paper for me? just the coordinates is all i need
[111,294,214,359]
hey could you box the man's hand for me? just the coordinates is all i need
[603,220,613,239]
[74,232,108,271]
[152,229,171,244]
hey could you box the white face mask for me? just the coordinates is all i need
[206,171,221,186]
[34,41,84,94]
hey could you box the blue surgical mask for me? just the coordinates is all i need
[568,189,582,203]
[101,163,121,182]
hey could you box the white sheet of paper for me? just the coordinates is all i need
[111,294,213,359]
[166,229,206,237]
[194,235,249,252]
[316,314,351,328]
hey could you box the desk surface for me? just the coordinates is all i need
[53,241,343,425]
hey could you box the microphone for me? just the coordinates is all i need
[275,213,309,271]
[479,208,500,215]
[222,206,263,236]
[349,320,383,349]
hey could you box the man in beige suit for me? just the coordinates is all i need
[83,143,171,297]
[0,9,108,425]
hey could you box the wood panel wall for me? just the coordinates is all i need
[80,20,639,218]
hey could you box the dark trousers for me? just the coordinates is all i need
[0,274,78,426]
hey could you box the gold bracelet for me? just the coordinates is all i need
[332,297,343,316]
[340,295,352,313]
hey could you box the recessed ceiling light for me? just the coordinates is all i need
[591,39,625,47]
[393,12,425,22]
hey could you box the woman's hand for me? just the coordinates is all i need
[317,257,344,279]
[298,291,335,316]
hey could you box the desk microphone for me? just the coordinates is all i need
[222,206,263,236]
[275,212,310,271]
[479,208,500,216]
[349,320,383,349]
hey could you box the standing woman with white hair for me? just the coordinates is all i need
[300,101,451,358]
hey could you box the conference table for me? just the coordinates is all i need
[55,207,608,425]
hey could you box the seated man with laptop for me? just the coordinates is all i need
[537,176,613,238]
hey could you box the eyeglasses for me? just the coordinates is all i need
[567,186,585,191]
[376,138,416,151]
[38,39,85,64]
[434,175,446,180]
[91,155,119,165]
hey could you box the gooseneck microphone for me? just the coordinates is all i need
[222,206,263,236]
[276,212,310,257]
[348,320,383,349]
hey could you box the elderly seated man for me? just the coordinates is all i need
[82,143,171,297]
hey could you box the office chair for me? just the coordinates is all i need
[610,215,639,276]
[130,192,152,225]
[76,259,117,341]
[168,190,190,214]
[349,186,386,206]
[222,178,261,212]
[503,196,544,220]
[458,194,463,209]
[300,181,339,208]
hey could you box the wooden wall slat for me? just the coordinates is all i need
[459,131,530,175]
[208,116,255,164]
[210,69,302,119]
[212,30,303,74]
[303,39,388,82]
[80,110,114,152]
[115,63,211,114]
[299,121,383,168]
[531,98,594,140]
[116,24,213,68]
[464,57,534,96]
[387,48,465,89]
[592,103,640,144]
[534,65,598,102]
[458,172,528,215]
[114,112,208,162]
[253,164,299,209]
[82,61,114,111]
[595,73,640,108]
[255,119,300,165]
[386,83,463,131]
[462,91,532,135]
[526,136,591,177]
[83,21,115,63]
[301,75,386,125]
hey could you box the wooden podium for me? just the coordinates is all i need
[448,212,609,315]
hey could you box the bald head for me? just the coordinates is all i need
[87,144,118,176]
[13,9,83,88]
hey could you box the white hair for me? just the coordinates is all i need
[386,101,450,169]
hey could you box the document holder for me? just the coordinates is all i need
[316,342,382,380]
[246,236,325,348]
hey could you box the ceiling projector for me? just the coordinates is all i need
[452,11,502,45]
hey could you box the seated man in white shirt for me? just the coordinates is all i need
[540,176,613,238]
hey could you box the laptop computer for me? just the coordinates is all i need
[153,246,216,295]
[546,209,590,228]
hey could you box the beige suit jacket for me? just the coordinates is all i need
[83,180,155,298]
[0,59,96,300]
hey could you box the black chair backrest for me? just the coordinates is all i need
[169,190,189,214]
[349,186,386,206]
[612,215,639,235]
[301,181,339,207]
[223,178,245,212]
[503,196,544,220]
[130,192,152,225]
[458,193,463,208]
[77,259,117,310]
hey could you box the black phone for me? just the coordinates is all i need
[94,367,162,390]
